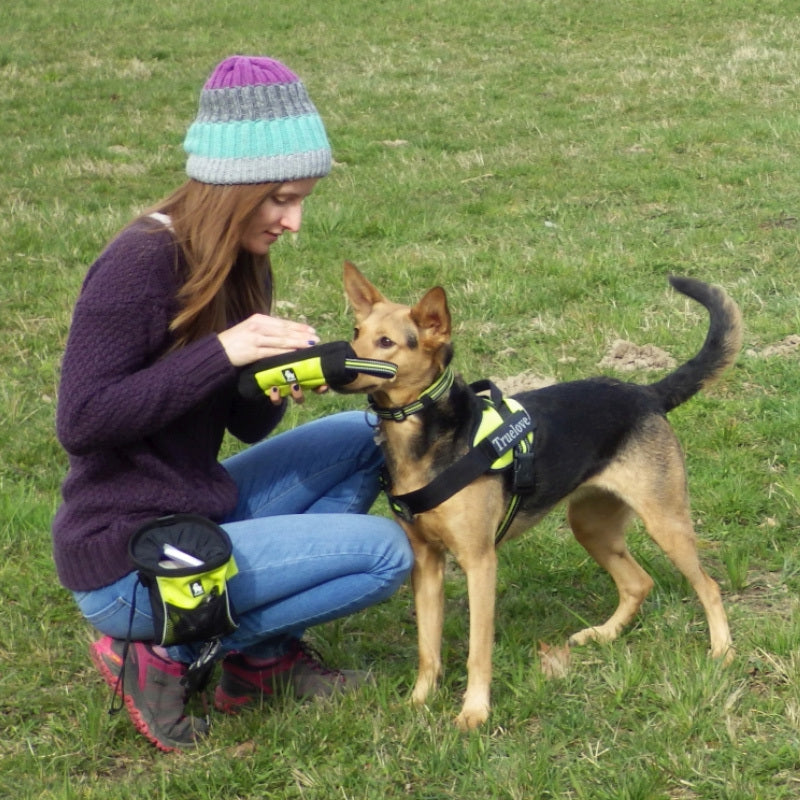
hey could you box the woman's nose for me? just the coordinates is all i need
[281,203,303,233]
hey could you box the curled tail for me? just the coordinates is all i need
[650,276,743,413]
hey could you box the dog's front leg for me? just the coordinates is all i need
[455,547,497,731]
[407,532,446,707]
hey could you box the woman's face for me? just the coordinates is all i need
[240,177,319,255]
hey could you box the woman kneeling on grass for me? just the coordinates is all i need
[52,55,413,752]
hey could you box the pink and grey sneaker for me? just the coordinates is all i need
[90,635,209,752]
[214,639,371,714]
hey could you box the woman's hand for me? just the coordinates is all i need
[218,313,319,367]
[219,314,321,406]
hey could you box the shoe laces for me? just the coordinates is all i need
[290,640,341,678]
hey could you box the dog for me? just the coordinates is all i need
[339,261,741,730]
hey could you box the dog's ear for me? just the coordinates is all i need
[411,287,451,347]
[343,261,386,322]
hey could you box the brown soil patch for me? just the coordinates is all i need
[491,371,555,395]
[597,339,677,372]
[747,334,800,358]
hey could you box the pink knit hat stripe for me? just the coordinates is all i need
[203,56,299,90]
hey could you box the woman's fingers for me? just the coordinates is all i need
[219,314,319,366]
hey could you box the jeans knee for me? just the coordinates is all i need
[376,519,414,587]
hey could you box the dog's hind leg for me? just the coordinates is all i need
[635,499,733,663]
[608,428,734,662]
[407,533,447,707]
[566,489,655,647]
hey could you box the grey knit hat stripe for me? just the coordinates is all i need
[186,149,332,185]
[195,82,320,124]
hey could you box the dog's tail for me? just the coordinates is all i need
[650,276,743,413]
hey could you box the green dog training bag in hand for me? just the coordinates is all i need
[129,514,239,647]
[237,340,398,399]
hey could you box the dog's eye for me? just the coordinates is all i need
[378,336,395,349]
[353,327,359,340]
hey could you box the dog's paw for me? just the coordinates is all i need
[411,676,437,706]
[455,704,489,731]
[568,623,620,647]
[410,690,427,707]
[712,643,736,666]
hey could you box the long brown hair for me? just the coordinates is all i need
[146,180,278,349]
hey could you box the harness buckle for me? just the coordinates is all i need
[389,497,415,523]
[512,449,536,493]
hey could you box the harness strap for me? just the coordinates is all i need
[382,436,503,523]
[495,493,522,546]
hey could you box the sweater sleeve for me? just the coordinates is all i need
[56,224,238,455]
[226,388,286,444]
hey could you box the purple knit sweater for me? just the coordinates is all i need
[53,219,284,591]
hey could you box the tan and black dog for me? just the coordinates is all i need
[340,262,741,730]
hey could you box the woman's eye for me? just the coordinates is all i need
[378,337,394,349]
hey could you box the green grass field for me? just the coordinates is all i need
[2,0,800,797]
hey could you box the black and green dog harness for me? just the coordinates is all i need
[374,370,536,545]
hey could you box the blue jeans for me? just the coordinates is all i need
[73,411,413,663]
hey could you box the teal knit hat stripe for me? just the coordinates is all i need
[185,115,330,160]
[184,55,332,185]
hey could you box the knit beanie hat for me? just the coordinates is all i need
[183,55,332,185]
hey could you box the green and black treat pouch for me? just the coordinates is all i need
[129,514,239,647]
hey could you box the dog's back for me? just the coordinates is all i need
[513,378,664,513]
[511,276,743,519]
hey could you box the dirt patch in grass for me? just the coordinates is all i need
[729,570,798,619]
[597,339,677,371]
[491,371,555,395]
[747,335,800,358]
